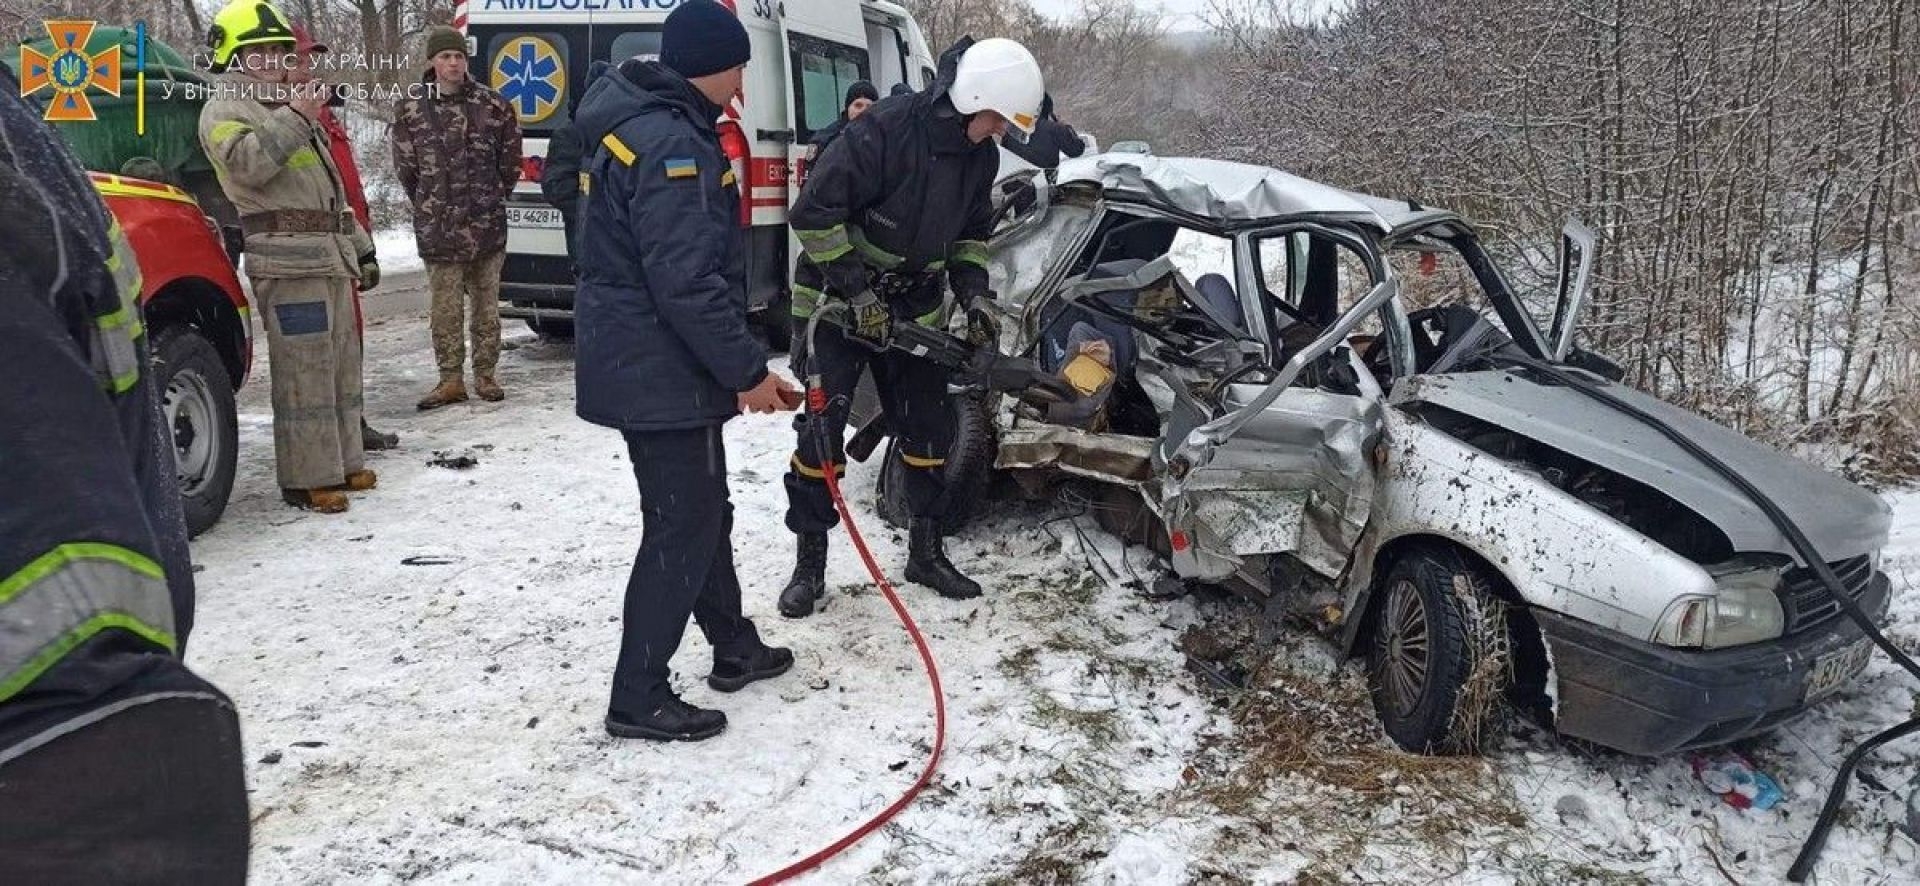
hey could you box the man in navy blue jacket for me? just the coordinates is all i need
[572,0,800,742]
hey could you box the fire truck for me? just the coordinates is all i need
[94,173,253,539]
[464,0,939,346]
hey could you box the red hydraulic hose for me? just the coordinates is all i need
[747,380,948,885]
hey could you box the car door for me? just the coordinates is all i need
[1546,217,1597,360]
[1148,225,1400,585]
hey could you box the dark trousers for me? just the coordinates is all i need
[610,426,761,714]
[0,695,249,885]
[784,318,956,534]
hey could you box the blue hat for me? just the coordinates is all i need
[661,0,751,79]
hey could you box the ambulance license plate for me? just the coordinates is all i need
[508,206,563,229]
[1805,639,1872,701]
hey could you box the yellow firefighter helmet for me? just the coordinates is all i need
[207,0,297,68]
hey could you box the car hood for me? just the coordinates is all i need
[1395,369,1891,562]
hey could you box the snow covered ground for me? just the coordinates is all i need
[373,228,425,275]
[186,288,1920,883]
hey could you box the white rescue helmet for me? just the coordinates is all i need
[948,38,1044,142]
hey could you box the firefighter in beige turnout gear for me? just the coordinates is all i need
[199,0,378,513]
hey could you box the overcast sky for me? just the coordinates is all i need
[1024,0,1217,31]
[1024,0,1344,33]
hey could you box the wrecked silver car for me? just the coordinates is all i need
[926,155,1894,756]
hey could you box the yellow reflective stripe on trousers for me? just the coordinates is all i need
[951,239,989,269]
[94,221,147,393]
[791,284,824,318]
[790,454,845,480]
[899,452,946,468]
[0,543,178,703]
[795,225,852,264]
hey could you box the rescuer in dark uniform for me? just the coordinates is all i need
[572,0,801,742]
[778,37,1046,617]
[0,64,248,881]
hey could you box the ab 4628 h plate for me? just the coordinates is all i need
[507,206,563,229]
[1805,638,1873,702]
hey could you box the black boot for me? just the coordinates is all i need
[778,533,829,618]
[708,645,796,692]
[605,694,726,742]
[905,519,982,599]
[361,419,399,451]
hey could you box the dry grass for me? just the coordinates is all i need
[1446,572,1513,755]
[1166,600,1598,882]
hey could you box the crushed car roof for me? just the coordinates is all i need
[1054,154,1447,231]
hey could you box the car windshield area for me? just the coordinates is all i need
[1366,226,1544,383]
[1245,228,1384,394]
[1036,213,1251,366]
[1022,208,1399,439]
[1025,211,1263,437]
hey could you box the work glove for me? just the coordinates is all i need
[848,290,892,348]
[825,257,870,303]
[949,264,991,306]
[963,303,1000,348]
[357,252,381,291]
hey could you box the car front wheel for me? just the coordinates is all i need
[1366,546,1512,755]
[152,325,239,537]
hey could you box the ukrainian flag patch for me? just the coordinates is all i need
[664,157,699,179]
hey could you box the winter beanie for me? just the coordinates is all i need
[660,0,751,79]
[424,26,465,59]
[843,80,879,108]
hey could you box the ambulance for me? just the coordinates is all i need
[463,0,940,345]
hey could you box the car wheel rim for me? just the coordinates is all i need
[163,368,220,496]
[1380,578,1430,716]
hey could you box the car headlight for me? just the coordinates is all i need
[1652,563,1787,648]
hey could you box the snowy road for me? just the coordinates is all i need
[184,292,1920,883]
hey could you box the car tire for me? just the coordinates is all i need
[152,325,239,538]
[525,316,574,341]
[1366,546,1511,755]
[876,391,996,536]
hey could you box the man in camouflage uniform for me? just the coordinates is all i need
[393,26,523,409]
[199,0,378,513]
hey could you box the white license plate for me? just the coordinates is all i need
[1805,639,1873,701]
[507,206,563,229]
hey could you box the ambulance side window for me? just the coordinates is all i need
[787,34,869,143]
[864,22,909,92]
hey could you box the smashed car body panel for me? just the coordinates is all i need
[1148,383,1382,582]
[1055,155,1394,228]
[1395,371,1892,562]
[1343,410,1719,645]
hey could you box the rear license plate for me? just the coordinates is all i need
[507,206,563,229]
[1805,639,1873,701]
